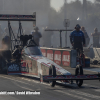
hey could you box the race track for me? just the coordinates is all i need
[0,67,100,100]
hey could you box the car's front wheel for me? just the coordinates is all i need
[75,65,83,87]
[49,65,56,87]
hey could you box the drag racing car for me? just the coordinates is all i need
[8,37,100,87]
[0,14,100,88]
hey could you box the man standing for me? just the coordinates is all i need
[91,28,100,48]
[0,24,3,39]
[70,24,85,54]
[4,27,9,35]
[31,26,42,46]
[81,26,90,47]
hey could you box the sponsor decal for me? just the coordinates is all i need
[47,50,53,61]
[43,75,99,80]
[62,51,70,66]
[8,64,19,71]
[21,60,26,67]
[41,62,50,67]
[21,67,27,72]
[41,49,46,57]
[43,76,53,79]
[54,51,61,65]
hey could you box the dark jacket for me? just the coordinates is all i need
[70,30,85,50]
[70,30,85,44]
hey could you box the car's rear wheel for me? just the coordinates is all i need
[75,65,83,87]
[0,56,7,74]
[49,65,56,87]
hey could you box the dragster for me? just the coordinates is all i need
[0,13,100,88]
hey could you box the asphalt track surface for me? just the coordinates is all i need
[0,67,100,100]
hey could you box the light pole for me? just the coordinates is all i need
[83,0,87,21]
[64,0,67,47]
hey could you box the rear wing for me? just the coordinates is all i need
[0,12,36,22]
[0,13,36,51]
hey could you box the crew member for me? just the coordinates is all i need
[81,26,90,47]
[31,26,42,46]
[2,27,11,50]
[2,36,11,50]
[0,24,3,34]
[70,24,85,54]
[42,26,53,47]
[91,28,100,48]
[0,24,3,39]
[4,27,9,35]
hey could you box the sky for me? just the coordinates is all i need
[51,0,95,11]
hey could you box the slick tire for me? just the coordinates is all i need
[75,65,83,87]
[49,65,56,87]
[0,57,7,74]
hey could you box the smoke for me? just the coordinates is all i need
[0,40,8,50]
[0,0,99,48]
[0,0,51,48]
[48,0,100,48]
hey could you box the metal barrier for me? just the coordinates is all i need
[40,47,77,68]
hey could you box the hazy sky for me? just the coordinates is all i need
[51,0,95,11]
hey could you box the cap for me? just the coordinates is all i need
[34,26,39,30]
[94,28,98,31]
[75,24,81,29]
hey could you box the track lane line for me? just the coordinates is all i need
[67,90,100,100]
[1,75,100,100]
[54,90,91,100]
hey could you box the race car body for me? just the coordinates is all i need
[7,43,100,87]
[8,45,71,77]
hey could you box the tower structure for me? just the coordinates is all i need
[0,0,50,28]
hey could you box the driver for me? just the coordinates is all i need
[70,24,85,54]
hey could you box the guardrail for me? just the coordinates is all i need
[40,47,77,68]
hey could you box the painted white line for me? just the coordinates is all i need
[0,75,49,87]
[0,75,42,91]
[21,77,39,83]
[13,81,34,91]
[84,83,100,89]
[94,89,100,92]
[83,84,100,93]
[1,75,100,99]
[69,90,100,99]
[0,75,36,86]
[21,77,50,86]
[0,75,40,92]
[54,90,90,100]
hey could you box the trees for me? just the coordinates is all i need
[49,0,100,31]
[48,0,100,47]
